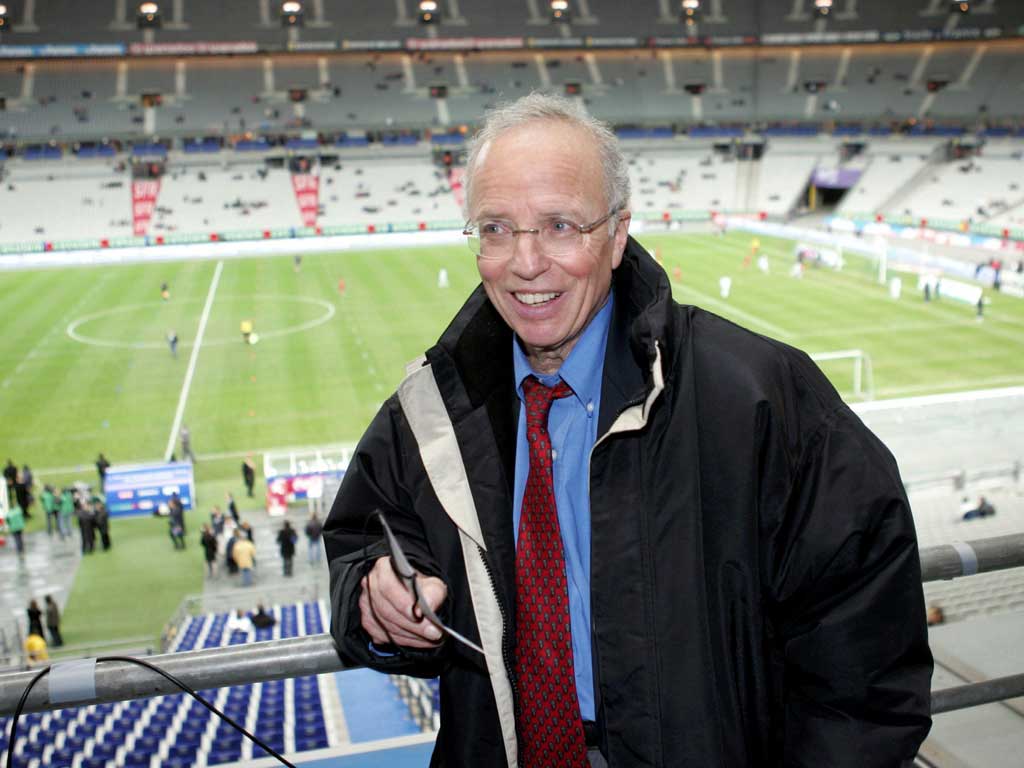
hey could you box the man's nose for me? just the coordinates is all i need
[508,231,548,278]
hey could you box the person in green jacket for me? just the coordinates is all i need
[6,503,25,555]
[58,488,75,540]
[40,485,58,537]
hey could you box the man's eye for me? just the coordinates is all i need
[480,222,509,236]
[547,219,577,235]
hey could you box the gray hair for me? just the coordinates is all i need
[462,92,631,225]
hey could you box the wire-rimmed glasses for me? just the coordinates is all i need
[463,207,621,259]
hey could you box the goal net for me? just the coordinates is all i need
[811,349,875,401]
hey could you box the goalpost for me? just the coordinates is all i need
[811,349,875,401]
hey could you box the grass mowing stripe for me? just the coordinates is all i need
[164,260,224,461]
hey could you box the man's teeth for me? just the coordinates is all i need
[516,292,560,305]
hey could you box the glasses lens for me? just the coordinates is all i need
[466,234,481,256]
[541,220,582,256]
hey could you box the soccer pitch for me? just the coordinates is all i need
[3,229,1022,646]
[2,230,1022,480]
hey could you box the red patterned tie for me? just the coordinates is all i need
[515,376,588,768]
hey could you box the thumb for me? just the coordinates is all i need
[417,575,448,614]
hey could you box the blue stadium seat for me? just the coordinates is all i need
[133,733,161,751]
[90,741,119,761]
[168,742,199,759]
[208,746,243,764]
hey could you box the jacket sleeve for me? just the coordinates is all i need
[323,397,450,678]
[762,404,933,767]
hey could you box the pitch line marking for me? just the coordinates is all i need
[164,260,223,462]
[66,294,336,350]
[672,283,792,339]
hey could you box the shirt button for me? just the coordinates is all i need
[586,402,594,413]
[551,449,558,460]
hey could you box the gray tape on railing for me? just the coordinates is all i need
[951,541,979,577]
[49,659,97,705]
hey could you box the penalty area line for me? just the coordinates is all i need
[164,260,224,462]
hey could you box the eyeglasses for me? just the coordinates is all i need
[463,207,622,259]
[376,511,484,656]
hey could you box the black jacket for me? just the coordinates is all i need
[324,238,932,767]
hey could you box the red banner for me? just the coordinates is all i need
[131,179,161,236]
[291,173,319,227]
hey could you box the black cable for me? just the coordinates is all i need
[4,656,296,768]
[5,666,50,768]
[362,510,410,658]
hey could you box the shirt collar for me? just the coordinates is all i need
[513,289,614,408]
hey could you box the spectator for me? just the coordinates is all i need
[76,493,96,554]
[962,495,996,521]
[168,492,186,550]
[251,603,276,629]
[277,521,297,577]
[180,425,195,462]
[226,608,251,635]
[233,534,256,586]
[304,512,323,565]
[210,506,225,537]
[94,496,111,550]
[225,530,239,576]
[58,488,75,539]
[18,464,34,517]
[226,492,240,524]
[926,605,945,627]
[45,596,63,647]
[242,455,256,497]
[41,484,59,537]
[24,633,48,667]
[96,453,110,492]
[240,520,254,541]
[6,502,25,556]
[200,524,218,577]
[3,458,17,503]
[26,600,44,638]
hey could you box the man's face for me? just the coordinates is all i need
[469,121,630,373]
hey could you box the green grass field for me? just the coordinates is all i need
[2,229,1022,646]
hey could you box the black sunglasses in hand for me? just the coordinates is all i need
[376,512,485,656]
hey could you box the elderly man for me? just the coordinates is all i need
[324,93,932,767]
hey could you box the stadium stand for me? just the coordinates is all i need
[0,599,441,767]
[1,3,1024,766]
[1,1,1023,48]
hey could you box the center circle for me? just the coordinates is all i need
[66,294,337,350]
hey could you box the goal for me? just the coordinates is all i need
[811,349,875,401]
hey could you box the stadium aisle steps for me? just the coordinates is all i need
[332,668,421,743]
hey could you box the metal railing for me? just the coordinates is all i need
[904,460,1022,494]
[0,534,1022,717]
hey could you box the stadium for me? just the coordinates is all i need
[0,0,1022,765]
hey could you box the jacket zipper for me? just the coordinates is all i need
[478,544,519,707]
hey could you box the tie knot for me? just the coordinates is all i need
[522,376,573,424]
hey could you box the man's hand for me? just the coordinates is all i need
[359,556,448,649]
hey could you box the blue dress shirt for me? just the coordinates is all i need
[512,292,613,722]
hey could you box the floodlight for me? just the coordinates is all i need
[280,0,304,27]
[0,4,8,31]
[419,0,439,24]
[681,0,700,17]
[137,2,162,29]
[550,0,570,23]
[814,0,832,17]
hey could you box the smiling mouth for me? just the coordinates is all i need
[515,291,561,306]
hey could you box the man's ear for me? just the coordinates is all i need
[611,210,632,270]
